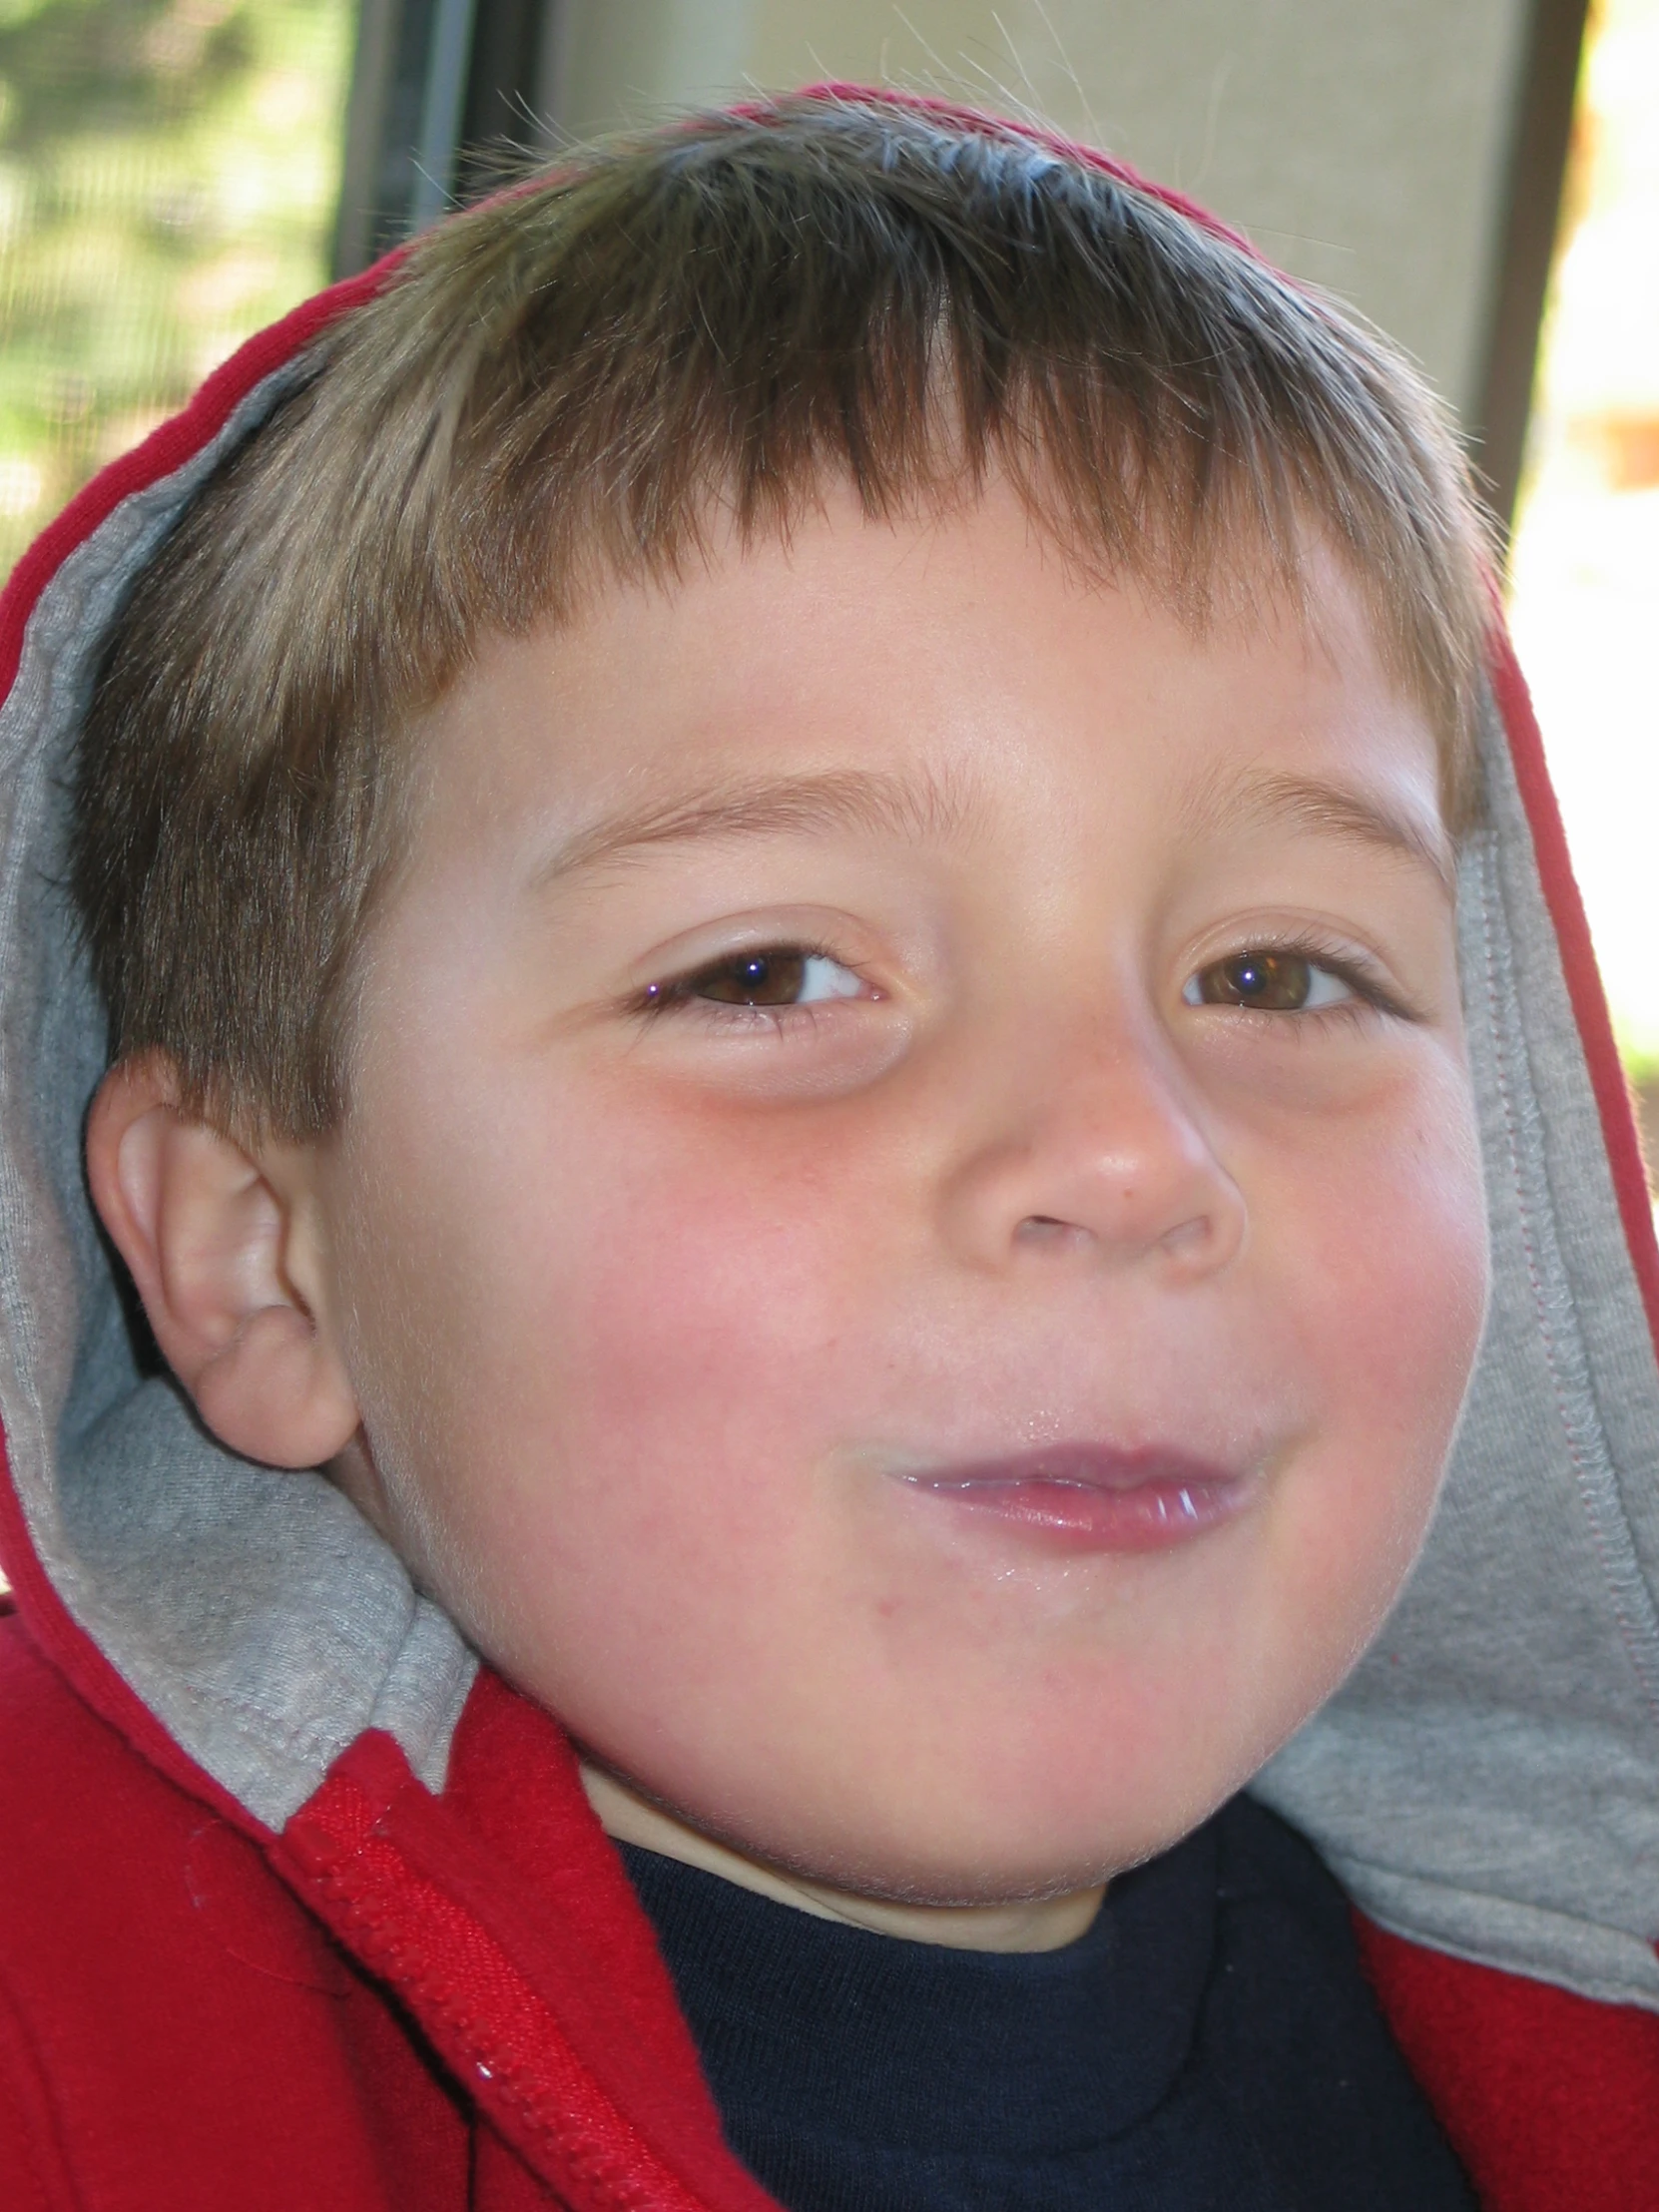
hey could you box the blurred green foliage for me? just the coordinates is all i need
[0,0,350,575]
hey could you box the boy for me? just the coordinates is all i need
[1,91,1656,2210]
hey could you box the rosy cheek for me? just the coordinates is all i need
[602,1064,889,1315]
[1277,1089,1486,1580]
[441,1093,860,1600]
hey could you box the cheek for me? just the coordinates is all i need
[556,1097,869,1461]
[355,1079,886,1667]
[1327,1077,1487,1405]
[1261,1061,1490,1631]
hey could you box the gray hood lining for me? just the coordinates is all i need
[0,371,476,1831]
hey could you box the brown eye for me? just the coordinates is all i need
[643,947,867,1018]
[686,951,808,1005]
[1192,950,1315,1010]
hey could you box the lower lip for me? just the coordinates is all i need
[896,1455,1252,1553]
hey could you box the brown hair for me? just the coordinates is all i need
[73,91,1495,1137]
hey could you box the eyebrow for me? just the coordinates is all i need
[1184,767,1457,899]
[532,757,1456,897]
[532,765,976,886]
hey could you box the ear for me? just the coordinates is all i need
[85,1055,360,1468]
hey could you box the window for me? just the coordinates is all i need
[0,0,352,576]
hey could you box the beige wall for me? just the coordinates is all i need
[551,0,1535,426]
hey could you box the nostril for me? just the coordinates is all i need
[1016,1215,1089,1247]
[1160,1212,1233,1266]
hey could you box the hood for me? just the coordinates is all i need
[0,124,1655,2020]
[0,275,479,1835]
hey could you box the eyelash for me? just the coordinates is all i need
[631,932,1422,1034]
[1195,931,1422,1026]
[632,943,861,1034]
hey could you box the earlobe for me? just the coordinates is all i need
[85,1056,361,1468]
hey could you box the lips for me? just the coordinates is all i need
[894,1442,1252,1552]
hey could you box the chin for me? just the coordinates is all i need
[725,1778,1229,1907]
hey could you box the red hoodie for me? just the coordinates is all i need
[0,99,1656,2212]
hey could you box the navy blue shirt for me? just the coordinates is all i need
[620,1797,1473,2211]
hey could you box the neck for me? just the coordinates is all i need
[580,1764,1105,1953]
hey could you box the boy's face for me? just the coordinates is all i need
[319,476,1487,1901]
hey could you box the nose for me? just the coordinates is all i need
[936,1021,1247,1281]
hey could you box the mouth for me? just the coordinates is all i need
[892,1442,1255,1553]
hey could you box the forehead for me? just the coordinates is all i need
[415,474,1444,876]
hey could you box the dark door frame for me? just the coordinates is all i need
[332,0,557,276]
